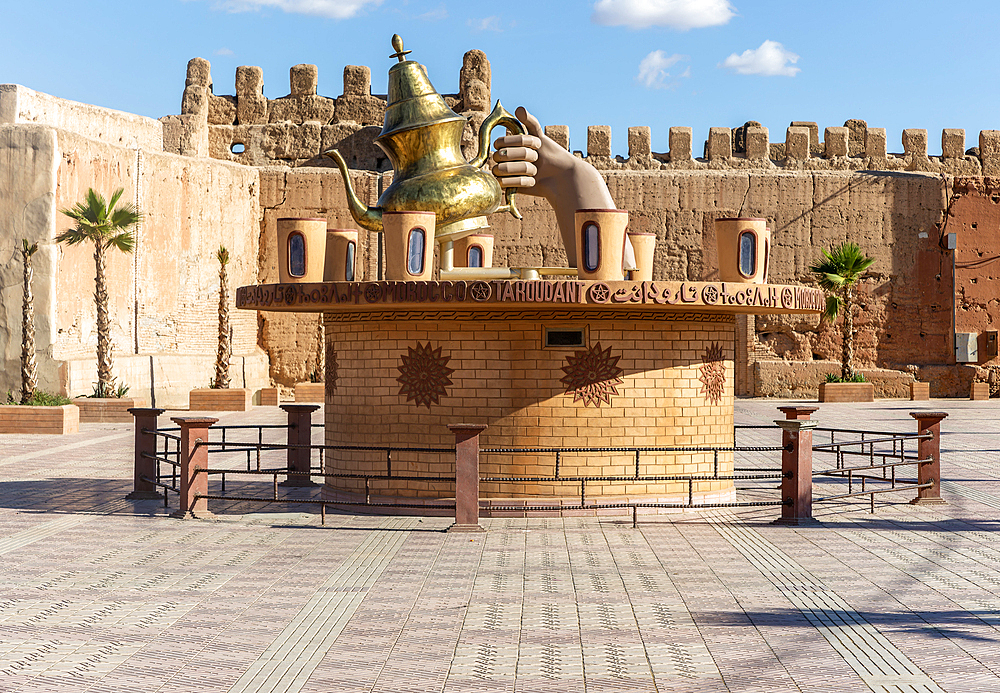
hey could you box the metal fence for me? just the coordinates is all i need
[810,427,934,512]
[126,407,947,527]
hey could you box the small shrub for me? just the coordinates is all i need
[825,372,866,384]
[87,382,129,398]
[5,390,72,406]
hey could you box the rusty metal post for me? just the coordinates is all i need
[447,424,487,533]
[127,407,166,500]
[773,406,820,525]
[171,416,218,519]
[280,404,320,486]
[910,411,948,505]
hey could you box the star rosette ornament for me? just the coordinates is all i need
[698,343,726,404]
[396,342,455,409]
[560,342,624,407]
[325,344,338,392]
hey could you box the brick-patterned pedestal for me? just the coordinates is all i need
[818,382,875,402]
[0,404,79,434]
[189,388,252,411]
[257,387,280,406]
[910,382,930,400]
[971,382,990,400]
[294,382,325,403]
[74,397,147,423]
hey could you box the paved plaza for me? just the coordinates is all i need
[1,398,1000,692]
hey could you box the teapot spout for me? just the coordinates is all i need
[323,149,383,233]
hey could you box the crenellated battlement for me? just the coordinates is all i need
[162,51,492,170]
[566,121,987,176]
[164,53,998,177]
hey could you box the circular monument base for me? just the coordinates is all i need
[237,278,824,513]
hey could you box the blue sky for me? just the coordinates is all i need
[4,0,1000,155]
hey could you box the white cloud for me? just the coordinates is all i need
[720,40,800,76]
[468,15,503,31]
[417,4,447,20]
[214,47,234,56]
[215,0,382,19]
[636,50,689,88]
[592,0,735,30]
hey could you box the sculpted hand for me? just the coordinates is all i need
[491,107,631,269]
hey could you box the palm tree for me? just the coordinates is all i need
[20,240,39,404]
[213,246,231,389]
[810,241,875,381]
[57,188,141,398]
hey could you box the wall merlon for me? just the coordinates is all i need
[708,127,732,161]
[902,129,928,157]
[979,130,1000,176]
[236,66,267,126]
[786,126,810,159]
[866,128,887,160]
[545,125,569,151]
[235,65,264,99]
[290,64,318,96]
[845,119,867,157]
[669,127,693,162]
[587,126,611,157]
[942,129,965,159]
[628,126,651,160]
[790,121,820,155]
[186,58,212,88]
[458,50,490,112]
[745,126,769,160]
[343,65,371,96]
[824,127,848,158]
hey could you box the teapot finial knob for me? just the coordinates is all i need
[390,34,411,62]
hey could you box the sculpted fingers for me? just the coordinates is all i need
[497,176,534,189]
[493,135,542,153]
[492,146,539,163]
[492,160,538,176]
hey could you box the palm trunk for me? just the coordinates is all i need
[95,240,114,397]
[214,260,231,389]
[842,284,854,380]
[20,243,37,403]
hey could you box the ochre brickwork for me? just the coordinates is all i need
[324,311,735,506]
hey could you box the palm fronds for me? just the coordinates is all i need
[811,241,875,381]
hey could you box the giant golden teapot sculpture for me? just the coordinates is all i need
[324,34,526,243]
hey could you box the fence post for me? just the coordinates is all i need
[773,406,820,525]
[171,416,218,519]
[280,404,320,486]
[778,405,819,420]
[127,407,166,500]
[447,423,487,533]
[910,411,948,505]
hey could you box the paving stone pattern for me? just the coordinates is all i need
[1,401,1000,691]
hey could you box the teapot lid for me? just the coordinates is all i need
[379,35,465,141]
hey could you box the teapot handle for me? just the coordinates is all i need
[471,100,527,220]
